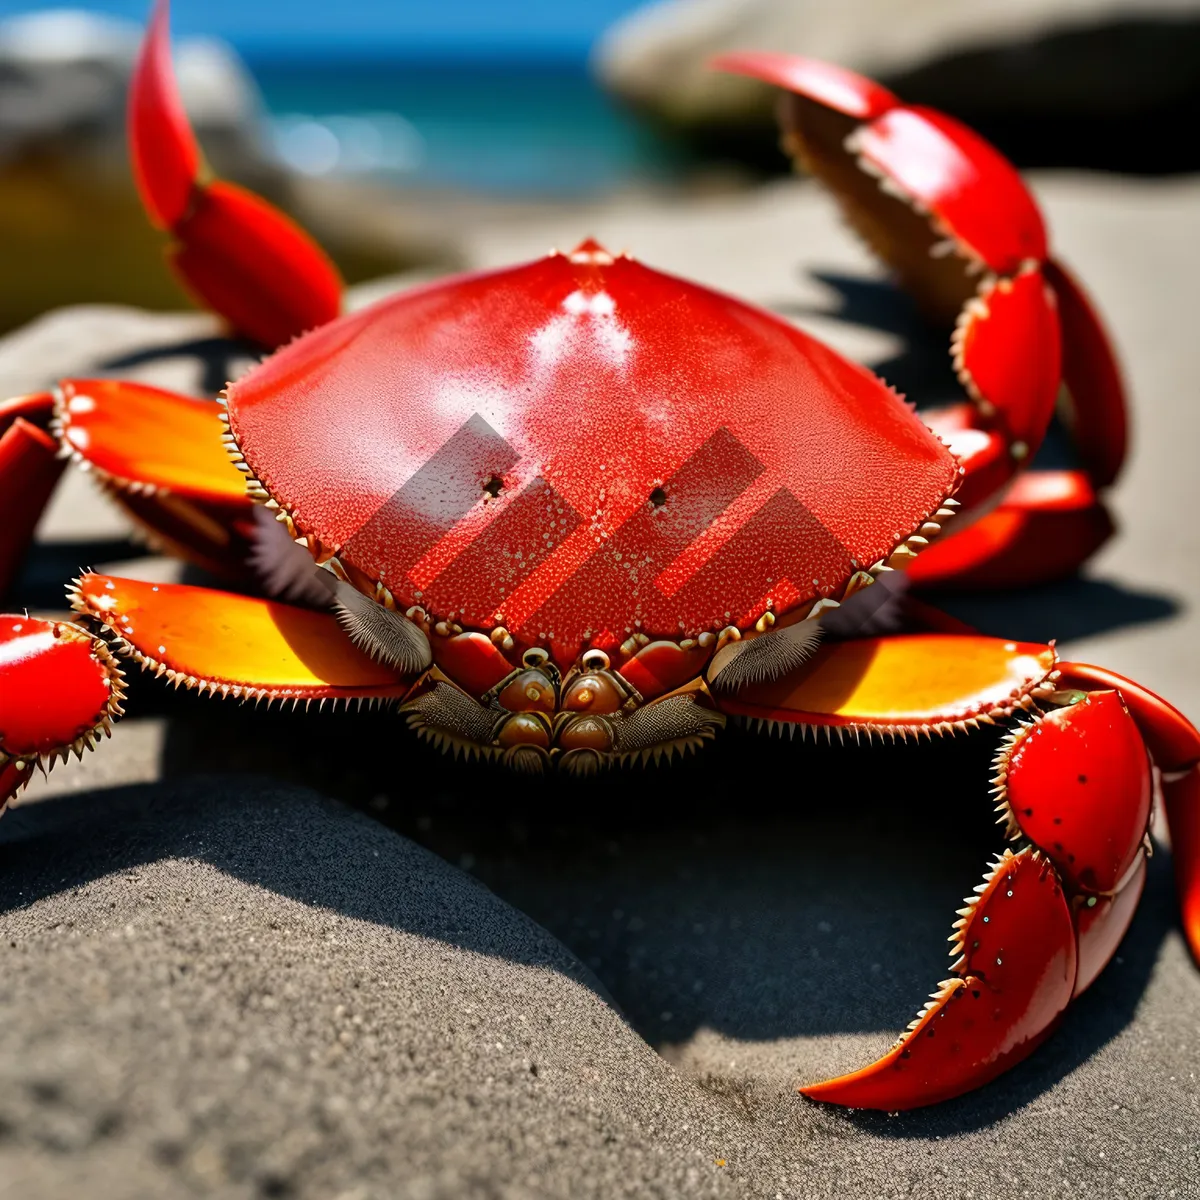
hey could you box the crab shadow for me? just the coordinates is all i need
[0,688,1176,1135]
[101,335,260,399]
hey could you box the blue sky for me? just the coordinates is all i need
[0,1,653,58]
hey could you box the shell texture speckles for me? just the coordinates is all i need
[226,247,958,660]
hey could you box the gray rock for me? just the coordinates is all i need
[0,782,743,1199]
[594,0,1200,130]
[0,9,272,183]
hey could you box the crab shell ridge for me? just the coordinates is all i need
[223,243,959,665]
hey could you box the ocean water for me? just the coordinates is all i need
[250,57,689,196]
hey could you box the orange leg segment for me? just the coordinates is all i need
[72,573,415,705]
[716,634,1057,735]
[130,0,342,347]
[51,377,256,577]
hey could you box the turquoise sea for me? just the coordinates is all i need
[0,0,681,196]
[249,56,690,196]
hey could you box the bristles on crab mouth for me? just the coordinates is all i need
[708,619,823,690]
[330,578,433,675]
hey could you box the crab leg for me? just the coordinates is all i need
[71,573,415,706]
[716,634,1059,738]
[1043,260,1128,488]
[905,468,1114,590]
[0,393,65,597]
[718,636,1194,1108]
[713,52,1127,515]
[1,378,260,590]
[131,0,341,347]
[49,377,256,576]
[0,616,126,809]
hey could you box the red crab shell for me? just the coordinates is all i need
[225,241,959,662]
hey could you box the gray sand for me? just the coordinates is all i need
[3,175,1199,1197]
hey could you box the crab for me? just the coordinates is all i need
[1,4,1198,1112]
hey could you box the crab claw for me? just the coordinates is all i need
[713,51,1128,515]
[801,689,1158,1109]
[713,52,1045,308]
[802,848,1077,1110]
[0,616,126,810]
[723,637,1183,1108]
[130,0,342,347]
[709,52,900,121]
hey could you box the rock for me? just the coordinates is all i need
[0,9,274,186]
[0,782,745,1199]
[594,0,1200,136]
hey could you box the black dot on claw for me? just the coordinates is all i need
[972,990,981,999]
[1078,774,1088,784]
[1023,808,1034,816]
[900,1049,911,1059]
[1053,817,1063,825]
[649,487,667,508]
[483,475,503,498]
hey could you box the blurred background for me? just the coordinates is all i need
[0,0,1198,329]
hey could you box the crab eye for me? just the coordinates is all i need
[483,475,504,499]
[581,649,610,672]
[522,646,549,668]
[649,487,667,508]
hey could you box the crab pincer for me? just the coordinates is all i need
[130,0,342,348]
[720,636,1199,1108]
[719,638,1074,1108]
[0,617,126,809]
[713,51,1127,584]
